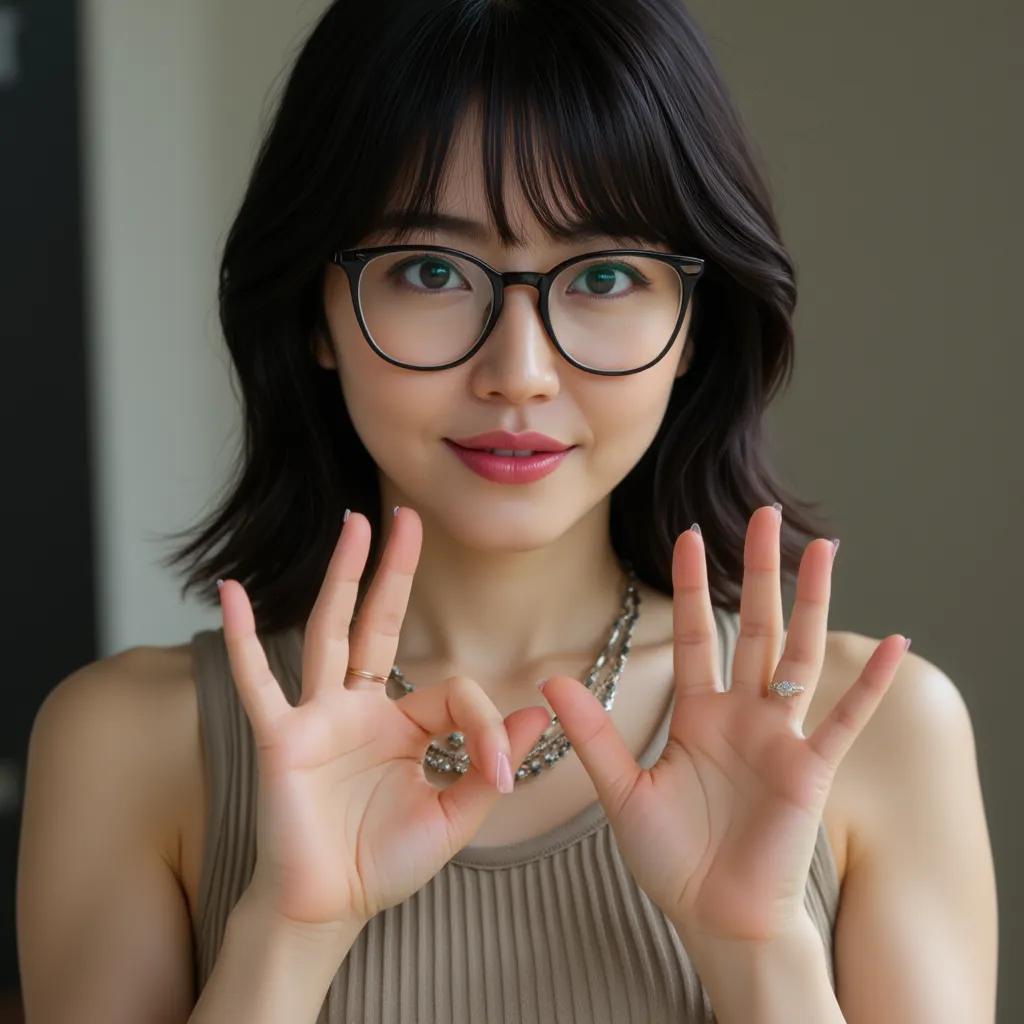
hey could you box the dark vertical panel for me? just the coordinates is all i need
[0,0,97,993]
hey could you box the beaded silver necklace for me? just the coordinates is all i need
[387,571,641,785]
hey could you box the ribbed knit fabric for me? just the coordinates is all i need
[190,607,841,1023]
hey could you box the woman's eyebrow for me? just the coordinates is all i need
[376,211,493,242]
[375,210,631,246]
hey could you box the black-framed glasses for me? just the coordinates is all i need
[330,245,704,376]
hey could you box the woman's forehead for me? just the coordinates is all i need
[378,140,658,250]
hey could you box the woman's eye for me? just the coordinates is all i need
[567,263,646,297]
[395,257,467,291]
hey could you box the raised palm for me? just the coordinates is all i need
[541,505,909,943]
[219,509,551,930]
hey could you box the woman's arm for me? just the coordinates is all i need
[830,635,998,1023]
[17,650,357,1024]
[189,886,361,1024]
[17,654,199,1023]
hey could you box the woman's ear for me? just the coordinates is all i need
[312,325,338,370]
[675,333,695,379]
[674,295,697,379]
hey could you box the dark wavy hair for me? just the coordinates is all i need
[166,0,829,635]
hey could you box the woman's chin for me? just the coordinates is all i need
[425,504,584,555]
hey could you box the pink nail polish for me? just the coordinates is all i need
[496,752,514,794]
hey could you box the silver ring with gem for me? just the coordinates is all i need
[767,679,805,697]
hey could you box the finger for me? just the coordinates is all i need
[438,704,553,845]
[769,537,837,725]
[731,505,786,696]
[537,674,642,819]
[345,506,422,691]
[671,525,721,700]
[220,579,291,739]
[806,635,910,769]
[396,675,516,792]
[302,511,372,703]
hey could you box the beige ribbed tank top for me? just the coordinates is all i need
[190,606,840,1023]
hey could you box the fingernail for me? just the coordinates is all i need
[831,538,840,559]
[343,508,351,523]
[690,522,701,536]
[903,637,912,652]
[772,502,783,519]
[215,579,225,592]
[496,752,514,795]
[393,506,400,517]
[535,678,548,692]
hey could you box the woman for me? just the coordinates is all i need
[16,1,997,1022]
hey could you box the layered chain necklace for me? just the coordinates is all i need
[387,570,641,785]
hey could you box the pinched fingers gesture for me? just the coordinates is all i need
[219,509,550,929]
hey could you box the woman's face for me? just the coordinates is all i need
[317,131,694,553]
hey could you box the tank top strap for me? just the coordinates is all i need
[189,626,300,988]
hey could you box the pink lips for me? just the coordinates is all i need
[450,430,571,452]
[445,430,575,484]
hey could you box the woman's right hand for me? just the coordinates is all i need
[218,508,551,934]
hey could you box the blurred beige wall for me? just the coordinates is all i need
[81,0,333,653]
[83,0,1021,1016]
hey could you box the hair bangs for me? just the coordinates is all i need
[357,3,705,255]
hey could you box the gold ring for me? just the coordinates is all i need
[348,667,391,685]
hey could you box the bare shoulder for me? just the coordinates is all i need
[814,637,997,1019]
[815,628,983,875]
[818,629,974,778]
[19,642,206,1022]
[33,641,204,881]
[45,640,197,713]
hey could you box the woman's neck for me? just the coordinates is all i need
[382,500,629,693]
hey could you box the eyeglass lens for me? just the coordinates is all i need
[355,250,685,371]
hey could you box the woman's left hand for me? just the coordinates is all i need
[540,504,910,945]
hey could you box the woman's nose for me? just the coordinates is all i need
[468,286,561,404]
